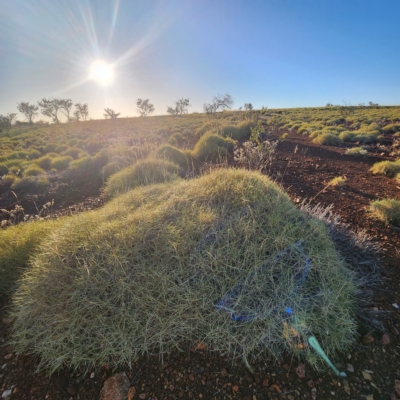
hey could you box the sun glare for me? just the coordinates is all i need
[89,60,115,86]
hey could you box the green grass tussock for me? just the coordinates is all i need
[221,121,252,140]
[370,159,400,177]
[369,198,400,225]
[192,133,236,160]
[153,144,189,168]
[10,169,357,372]
[0,219,62,298]
[345,147,369,157]
[104,158,182,197]
[23,165,46,177]
[50,156,73,171]
[11,175,51,193]
[312,133,342,146]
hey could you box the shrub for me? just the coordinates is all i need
[10,169,359,372]
[192,133,236,160]
[312,133,342,146]
[51,156,73,171]
[153,144,189,168]
[104,159,182,197]
[369,198,400,225]
[370,160,400,177]
[0,219,61,298]
[345,147,369,157]
[11,175,51,193]
[23,165,46,177]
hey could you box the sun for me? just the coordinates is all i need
[89,60,115,86]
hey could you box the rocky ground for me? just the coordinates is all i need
[1,130,400,399]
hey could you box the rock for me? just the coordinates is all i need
[139,394,146,400]
[100,372,130,400]
[127,387,136,400]
[295,363,306,378]
[306,380,315,387]
[221,368,228,377]
[1,389,13,399]
[311,387,317,400]
[347,363,354,373]
[232,385,239,392]
[343,380,351,395]
[262,377,269,387]
[363,332,374,344]
[395,379,400,396]
[382,333,391,345]
[362,371,372,381]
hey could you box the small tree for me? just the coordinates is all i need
[38,98,62,123]
[244,103,253,111]
[203,93,233,116]
[104,108,120,119]
[74,103,89,121]
[59,99,73,121]
[167,98,191,116]
[17,102,39,124]
[0,113,18,129]
[137,98,155,117]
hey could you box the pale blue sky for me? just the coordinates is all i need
[1,0,399,121]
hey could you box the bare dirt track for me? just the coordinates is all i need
[1,130,400,400]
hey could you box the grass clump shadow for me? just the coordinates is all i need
[0,219,63,298]
[9,169,365,373]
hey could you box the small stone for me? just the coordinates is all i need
[311,387,317,400]
[4,354,12,360]
[363,332,374,344]
[139,394,146,400]
[232,385,239,392]
[287,395,295,400]
[221,368,228,377]
[362,371,372,381]
[90,372,95,379]
[127,387,136,400]
[347,363,354,373]
[262,377,269,387]
[382,333,391,345]
[189,374,195,381]
[307,380,315,387]
[343,380,351,395]
[100,372,130,400]
[1,388,13,398]
[392,303,399,309]
[295,363,306,378]
[395,379,400,396]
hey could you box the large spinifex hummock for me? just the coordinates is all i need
[10,169,357,372]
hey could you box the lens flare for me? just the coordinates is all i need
[89,60,114,86]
